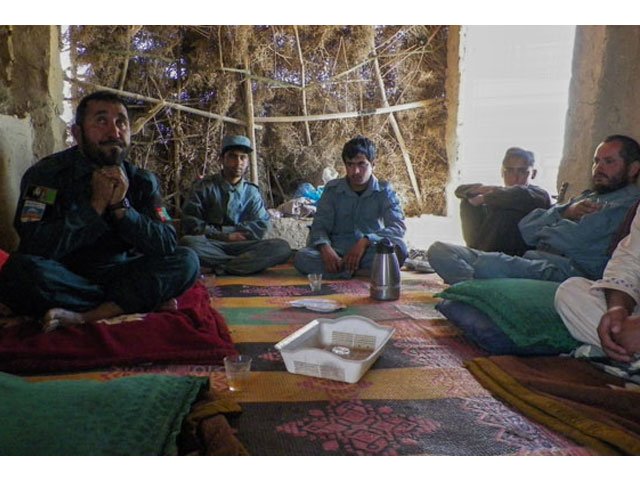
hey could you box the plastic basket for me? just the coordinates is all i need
[274,315,395,383]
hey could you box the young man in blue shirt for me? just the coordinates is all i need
[294,135,407,279]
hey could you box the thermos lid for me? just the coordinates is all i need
[375,237,394,253]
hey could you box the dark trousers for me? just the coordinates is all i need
[460,201,529,256]
[179,235,292,275]
[0,247,200,317]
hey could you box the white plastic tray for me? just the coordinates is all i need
[274,315,394,383]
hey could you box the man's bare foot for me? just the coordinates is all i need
[200,266,214,275]
[41,302,124,333]
[156,298,178,312]
[42,308,86,333]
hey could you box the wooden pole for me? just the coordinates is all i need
[173,120,182,214]
[243,55,259,184]
[118,26,141,91]
[370,34,423,207]
[173,75,184,214]
[67,77,262,129]
[293,26,312,146]
[270,167,286,201]
[68,76,432,127]
[254,99,434,123]
[266,167,274,207]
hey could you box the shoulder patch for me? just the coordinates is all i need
[155,206,172,223]
[20,200,46,222]
[25,185,57,205]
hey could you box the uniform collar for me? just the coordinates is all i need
[216,172,246,194]
[336,175,381,196]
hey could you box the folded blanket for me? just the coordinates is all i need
[467,356,640,455]
[0,282,237,374]
[0,372,207,455]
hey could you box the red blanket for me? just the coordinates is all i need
[0,250,8,269]
[0,281,236,374]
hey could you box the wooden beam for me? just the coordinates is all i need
[243,55,259,184]
[370,34,423,207]
[253,99,435,124]
[67,77,263,130]
[293,26,312,146]
[220,67,302,90]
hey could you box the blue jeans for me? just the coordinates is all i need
[426,241,584,285]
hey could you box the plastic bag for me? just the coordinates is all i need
[294,183,322,203]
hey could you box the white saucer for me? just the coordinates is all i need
[288,299,346,313]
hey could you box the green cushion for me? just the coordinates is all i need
[0,372,207,455]
[436,278,580,352]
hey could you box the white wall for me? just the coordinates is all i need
[456,26,575,197]
[406,26,576,252]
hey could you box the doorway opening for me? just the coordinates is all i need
[406,26,575,251]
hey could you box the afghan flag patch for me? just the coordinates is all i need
[155,206,172,222]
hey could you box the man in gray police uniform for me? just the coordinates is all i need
[179,135,291,275]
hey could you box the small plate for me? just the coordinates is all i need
[289,299,346,313]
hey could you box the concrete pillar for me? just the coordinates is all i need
[0,26,64,251]
[559,26,640,199]
[0,116,34,250]
[444,25,461,217]
[7,26,65,158]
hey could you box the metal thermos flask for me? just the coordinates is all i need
[370,238,401,301]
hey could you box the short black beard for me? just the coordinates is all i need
[591,173,629,194]
[81,141,129,166]
[78,126,129,166]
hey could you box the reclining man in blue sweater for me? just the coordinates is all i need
[428,135,640,285]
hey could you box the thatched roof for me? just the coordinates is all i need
[68,25,449,216]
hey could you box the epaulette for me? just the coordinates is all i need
[31,151,76,176]
[323,178,341,190]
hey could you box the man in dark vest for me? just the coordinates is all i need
[0,91,199,332]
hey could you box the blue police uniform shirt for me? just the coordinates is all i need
[181,172,270,241]
[309,175,406,253]
[519,184,640,279]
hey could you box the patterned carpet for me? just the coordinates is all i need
[172,264,592,455]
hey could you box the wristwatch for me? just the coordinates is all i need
[107,198,131,211]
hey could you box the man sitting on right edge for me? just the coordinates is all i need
[555,201,640,363]
[428,134,640,285]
